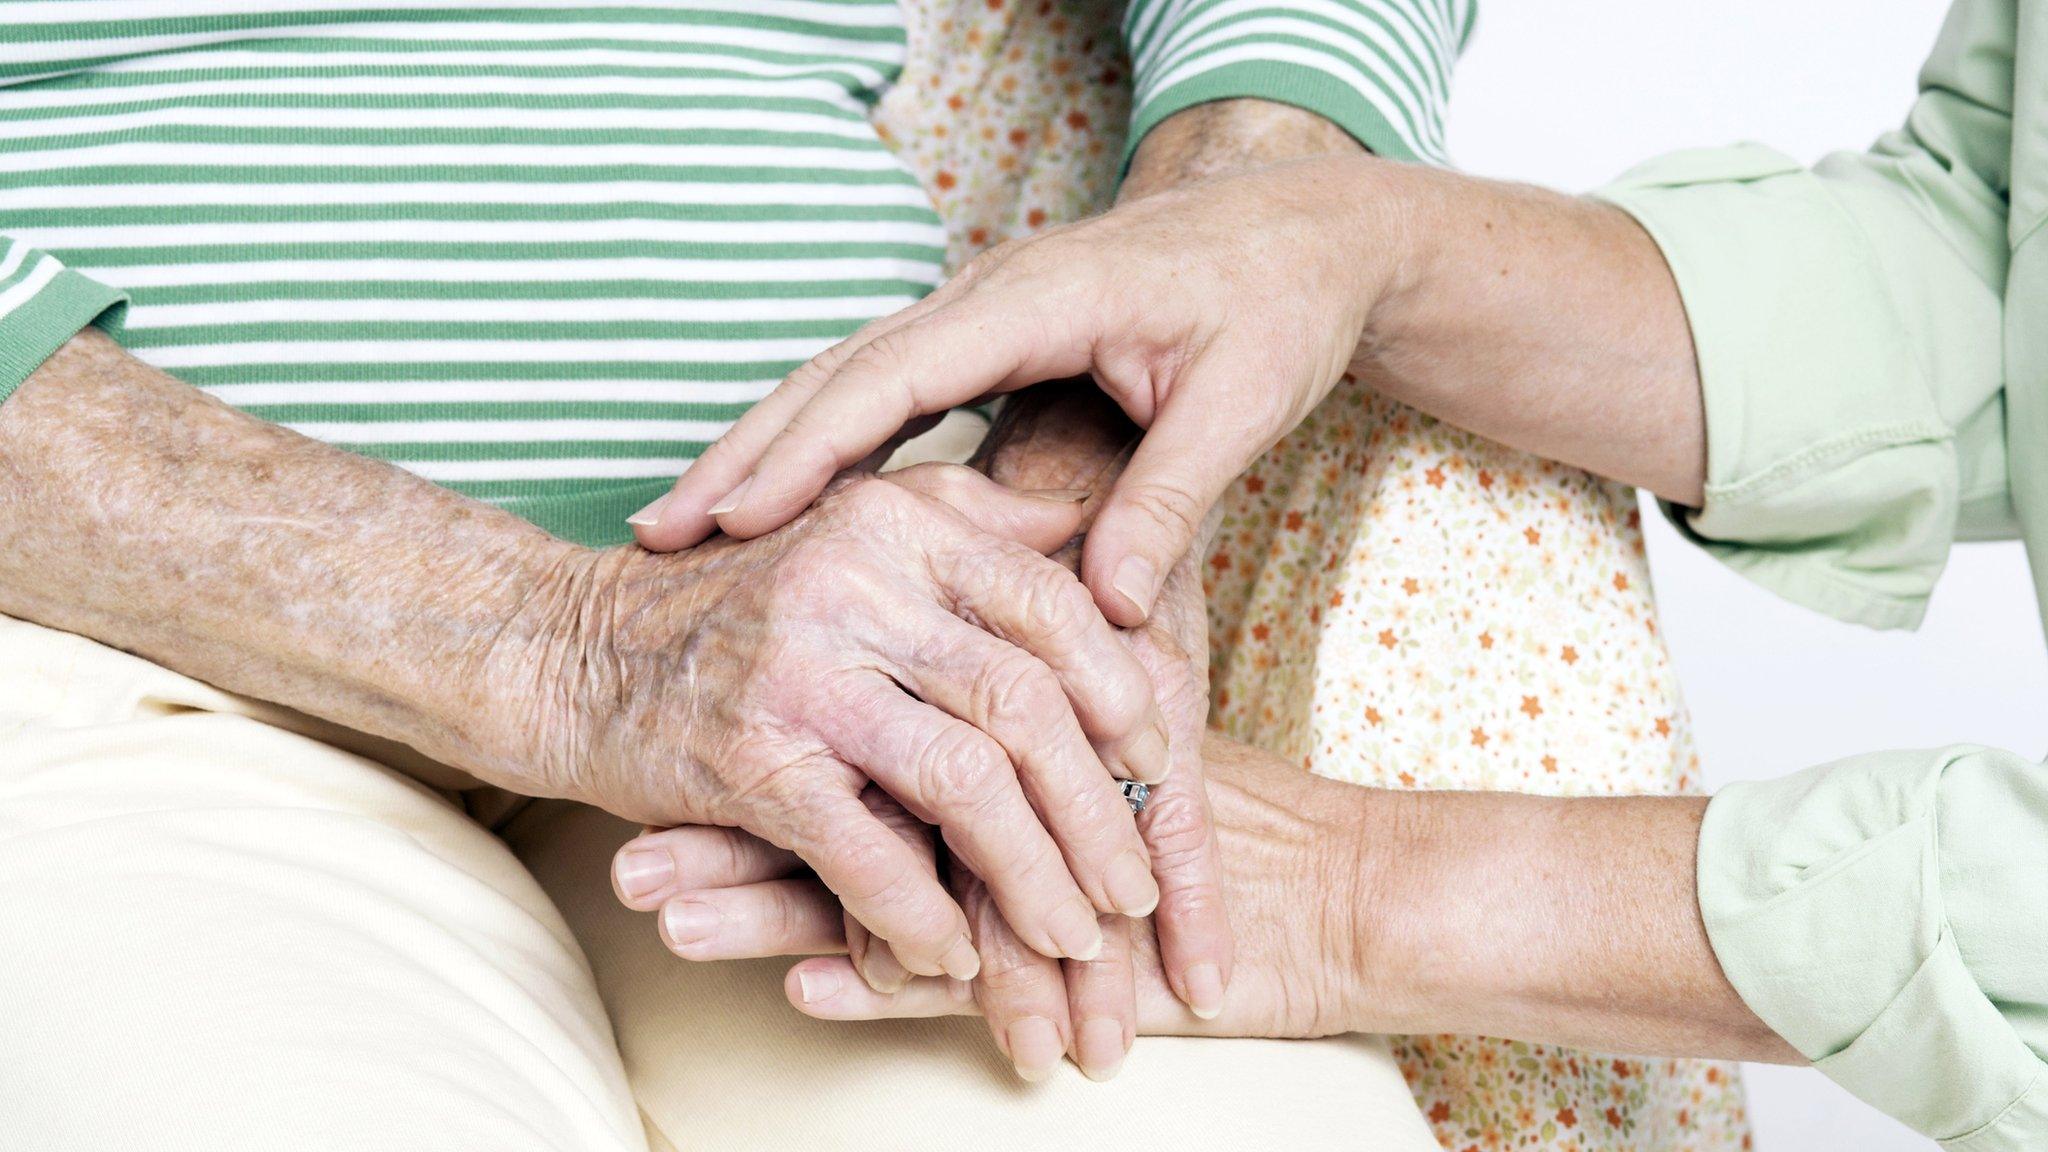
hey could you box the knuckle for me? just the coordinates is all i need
[1020,566,1100,649]
[972,651,1066,734]
[823,470,911,524]
[914,725,1011,815]
[1140,790,1214,865]
[912,461,980,505]
[1119,485,1204,546]
[815,827,909,903]
[977,940,1056,991]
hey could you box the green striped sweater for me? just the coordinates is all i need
[0,0,1470,546]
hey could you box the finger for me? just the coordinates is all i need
[847,784,931,994]
[929,532,1171,786]
[716,299,1097,540]
[888,618,1158,923]
[883,461,1087,556]
[628,376,822,551]
[1138,764,1233,1020]
[612,825,803,910]
[755,769,980,981]
[657,879,849,961]
[818,678,1104,964]
[1081,386,1275,627]
[785,957,978,1020]
[845,917,914,994]
[953,862,1073,1083]
[1063,913,1137,1081]
[634,292,957,548]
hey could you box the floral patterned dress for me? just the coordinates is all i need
[878,3,1752,1148]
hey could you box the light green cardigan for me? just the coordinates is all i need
[1595,1,2048,1146]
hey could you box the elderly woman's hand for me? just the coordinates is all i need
[496,462,1173,979]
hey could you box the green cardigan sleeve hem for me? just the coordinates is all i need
[1699,747,2048,1147]
[1123,61,1426,172]
[0,267,128,404]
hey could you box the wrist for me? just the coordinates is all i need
[1123,98,1362,203]
[417,536,618,798]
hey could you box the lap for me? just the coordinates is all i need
[0,614,644,1152]
[506,800,1441,1152]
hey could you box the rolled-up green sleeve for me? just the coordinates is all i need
[0,236,126,402]
[1592,0,2016,630]
[1699,747,2048,1148]
[1121,0,1477,167]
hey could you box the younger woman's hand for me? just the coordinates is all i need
[628,154,1399,627]
[612,732,1378,1078]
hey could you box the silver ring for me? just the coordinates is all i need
[1121,780,1151,815]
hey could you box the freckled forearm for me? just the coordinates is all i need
[1354,787,1798,1062]
[0,329,585,783]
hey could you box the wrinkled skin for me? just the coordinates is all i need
[520,466,1171,977]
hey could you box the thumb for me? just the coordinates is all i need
[1082,395,1264,626]
[882,462,1087,555]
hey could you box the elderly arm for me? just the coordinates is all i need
[0,330,1176,976]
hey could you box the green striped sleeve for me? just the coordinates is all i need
[1122,0,1476,166]
[0,237,128,402]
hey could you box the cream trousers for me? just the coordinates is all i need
[0,611,1441,1151]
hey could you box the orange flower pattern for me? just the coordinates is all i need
[882,3,1750,1148]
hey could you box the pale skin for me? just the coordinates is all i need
[619,113,1803,1064]
[0,329,1187,983]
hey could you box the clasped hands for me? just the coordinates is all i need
[517,459,1233,1081]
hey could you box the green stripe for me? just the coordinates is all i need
[1144,30,1430,155]
[0,36,902,82]
[121,317,866,345]
[0,163,923,188]
[171,360,806,385]
[62,239,942,266]
[245,399,755,422]
[0,91,871,121]
[9,62,876,94]
[0,203,939,228]
[15,7,904,45]
[136,278,933,304]
[345,439,717,461]
[0,123,893,153]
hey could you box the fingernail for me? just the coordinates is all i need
[1007,1016,1064,1082]
[1126,722,1170,786]
[1024,487,1092,504]
[1049,900,1104,961]
[614,849,674,900]
[626,490,672,527]
[1076,1018,1128,1082]
[798,968,841,1004]
[708,475,753,517]
[1105,849,1159,918]
[940,936,981,981]
[662,900,720,948]
[1112,555,1158,618]
[1183,962,1225,1020]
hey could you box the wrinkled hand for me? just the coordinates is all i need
[514,463,1171,978]
[928,552,1224,1079]
[613,733,1373,1054]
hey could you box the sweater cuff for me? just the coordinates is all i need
[0,263,129,403]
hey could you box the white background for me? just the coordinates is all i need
[1445,3,2042,1149]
